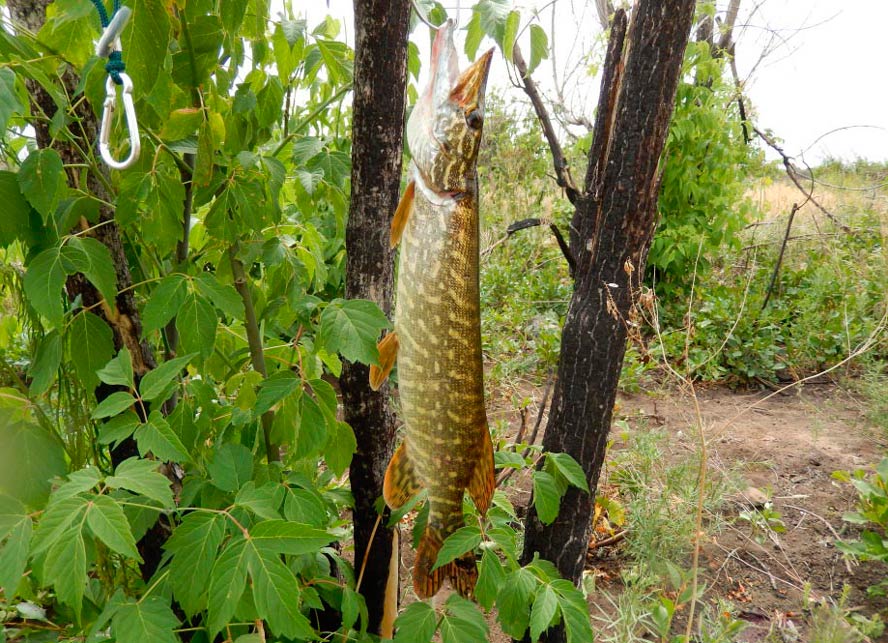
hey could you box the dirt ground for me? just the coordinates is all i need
[617,383,888,641]
[397,381,888,641]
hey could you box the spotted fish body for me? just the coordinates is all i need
[369,23,495,599]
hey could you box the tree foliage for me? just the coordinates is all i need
[0,1,596,641]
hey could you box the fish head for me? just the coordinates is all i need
[407,20,494,194]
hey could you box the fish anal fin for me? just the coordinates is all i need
[390,180,415,249]
[467,426,496,515]
[414,528,445,599]
[383,441,420,509]
[448,552,479,599]
[369,332,399,391]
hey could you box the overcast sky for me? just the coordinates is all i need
[305,1,887,164]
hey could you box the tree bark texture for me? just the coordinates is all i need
[520,1,696,633]
[342,0,411,635]
[7,0,163,578]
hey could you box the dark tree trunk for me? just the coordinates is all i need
[520,3,696,640]
[7,0,164,580]
[342,0,411,636]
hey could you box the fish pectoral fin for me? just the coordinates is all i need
[389,180,415,249]
[467,426,496,515]
[415,528,478,599]
[369,331,399,391]
[383,441,420,509]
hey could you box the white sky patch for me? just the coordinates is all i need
[274,1,888,164]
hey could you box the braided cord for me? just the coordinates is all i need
[90,0,127,84]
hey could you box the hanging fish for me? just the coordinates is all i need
[370,21,495,599]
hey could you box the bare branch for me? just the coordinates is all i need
[511,44,580,204]
[753,126,853,233]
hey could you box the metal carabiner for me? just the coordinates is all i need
[96,6,139,170]
[99,73,140,170]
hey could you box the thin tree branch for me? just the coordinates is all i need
[761,201,799,311]
[228,242,279,462]
[511,44,579,205]
[753,126,852,233]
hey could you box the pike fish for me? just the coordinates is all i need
[369,22,495,599]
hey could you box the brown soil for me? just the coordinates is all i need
[392,382,888,641]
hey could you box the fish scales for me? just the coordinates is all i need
[369,22,495,600]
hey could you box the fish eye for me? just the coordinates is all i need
[465,109,483,130]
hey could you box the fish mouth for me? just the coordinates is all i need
[450,47,494,111]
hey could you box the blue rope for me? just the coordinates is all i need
[91,0,127,85]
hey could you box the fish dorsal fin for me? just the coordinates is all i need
[383,441,421,509]
[467,426,496,515]
[369,331,399,391]
[390,180,415,249]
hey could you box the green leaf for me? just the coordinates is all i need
[0,171,33,246]
[316,39,352,84]
[0,498,32,598]
[234,482,282,520]
[548,452,590,492]
[249,545,315,639]
[98,411,141,448]
[97,348,134,389]
[0,68,23,136]
[23,246,66,326]
[134,411,191,462]
[91,391,136,419]
[0,419,67,508]
[464,11,484,60]
[530,583,560,641]
[208,443,254,493]
[434,526,482,570]
[475,548,506,610]
[528,24,549,74]
[159,107,204,141]
[106,458,174,508]
[142,274,188,335]
[44,532,87,618]
[254,371,300,415]
[552,578,594,643]
[341,586,361,633]
[194,273,244,320]
[283,488,328,527]
[53,467,102,501]
[496,567,538,638]
[29,330,61,396]
[121,0,172,95]
[177,292,217,360]
[31,495,89,556]
[18,149,65,220]
[393,601,437,643]
[166,512,225,616]
[111,595,180,643]
[292,136,324,164]
[502,10,520,62]
[325,420,356,477]
[86,495,141,560]
[139,353,197,402]
[319,298,390,365]
[62,237,118,306]
[532,470,562,525]
[207,538,250,638]
[250,519,335,555]
[69,313,114,390]
[440,594,488,643]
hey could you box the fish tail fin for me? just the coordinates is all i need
[383,441,420,509]
[414,528,446,598]
[369,331,399,391]
[467,425,496,515]
[414,528,479,599]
